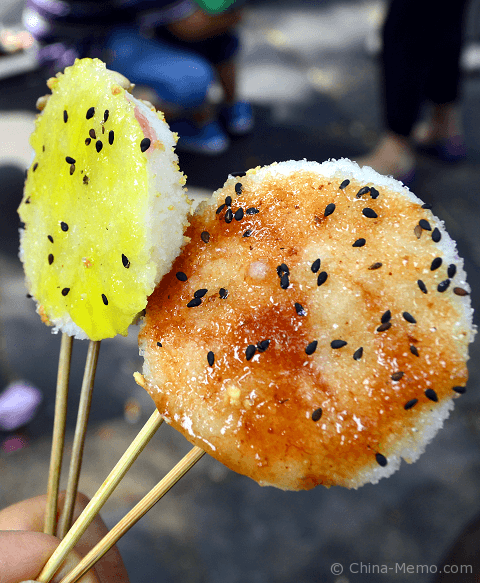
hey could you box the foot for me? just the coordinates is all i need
[169,118,229,155]
[356,133,416,183]
[219,101,254,136]
[413,104,466,162]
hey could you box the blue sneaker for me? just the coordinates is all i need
[220,101,254,136]
[169,118,229,155]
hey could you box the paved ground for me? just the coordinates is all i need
[1,1,480,582]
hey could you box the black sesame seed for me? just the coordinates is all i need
[230,171,245,177]
[61,221,68,232]
[103,110,109,123]
[419,219,432,231]
[219,288,228,299]
[324,203,336,217]
[109,130,114,145]
[122,254,130,268]
[391,371,404,381]
[225,196,232,206]
[187,298,202,308]
[83,175,89,185]
[353,238,366,247]
[61,287,70,296]
[430,257,442,271]
[353,347,363,360]
[257,339,270,352]
[48,235,53,243]
[421,203,433,209]
[216,203,226,214]
[235,182,242,195]
[312,408,323,422]
[96,140,103,153]
[317,271,328,286]
[102,293,108,305]
[234,208,244,221]
[370,187,380,199]
[410,345,419,357]
[377,322,392,332]
[404,398,418,410]
[403,312,416,323]
[425,388,438,402]
[33,163,38,172]
[356,186,370,198]
[70,164,75,175]
[140,138,151,152]
[437,279,451,293]
[176,271,187,281]
[277,264,290,276]
[194,288,208,299]
[63,110,68,123]
[243,230,252,237]
[25,197,31,203]
[246,207,260,215]
[339,179,350,189]
[48,254,54,265]
[201,231,210,243]
[381,310,391,324]
[432,227,441,242]
[225,208,233,223]
[85,138,91,146]
[452,386,466,394]
[453,287,469,296]
[448,264,457,279]
[417,280,427,294]
[369,262,383,270]
[375,453,388,467]
[86,107,95,119]
[311,258,321,273]
[157,341,162,347]
[295,302,306,316]
[331,339,347,349]
[246,344,256,360]
[207,351,215,366]
[280,273,290,289]
[362,207,378,219]
[305,340,318,355]
[65,156,76,164]
[89,129,96,139]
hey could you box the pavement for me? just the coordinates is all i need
[1,1,480,582]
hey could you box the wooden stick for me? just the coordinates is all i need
[37,410,164,583]
[57,340,101,539]
[58,446,205,583]
[44,333,74,536]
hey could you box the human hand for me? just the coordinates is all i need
[0,492,129,583]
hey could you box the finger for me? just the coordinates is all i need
[0,531,99,583]
[0,493,129,583]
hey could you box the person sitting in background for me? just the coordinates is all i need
[358,0,469,183]
[22,0,253,155]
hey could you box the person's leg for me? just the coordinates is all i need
[413,0,469,160]
[106,26,214,115]
[358,0,430,178]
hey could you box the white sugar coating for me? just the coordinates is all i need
[346,398,455,488]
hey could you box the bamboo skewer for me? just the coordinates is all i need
[57,445,205,583]
[37,409,164,583]
[44,333,74,536]
[57,339,101,539]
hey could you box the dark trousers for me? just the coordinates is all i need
[382,0,469,136]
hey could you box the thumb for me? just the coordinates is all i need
[0,531,99,583]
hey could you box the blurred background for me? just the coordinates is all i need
[1,0,480,581]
